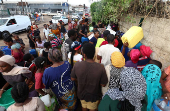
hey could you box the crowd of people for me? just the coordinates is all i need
[0,16,170,111]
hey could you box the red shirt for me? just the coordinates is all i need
[35,73,45,89]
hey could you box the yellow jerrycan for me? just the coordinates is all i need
[121,26,143,48]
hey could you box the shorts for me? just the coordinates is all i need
[80,100,99,110]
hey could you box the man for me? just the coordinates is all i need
[97,34,120,66]
[79,18,89,37]
[71,43,108,111]
[65,29,77,52]
[48,21,57,30]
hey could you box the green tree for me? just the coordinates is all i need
[90,0,133,24]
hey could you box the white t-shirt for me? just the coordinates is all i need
[43,28,50,38]
[98,44,120,66]
[68,52,83,64]
[36,41,45,48]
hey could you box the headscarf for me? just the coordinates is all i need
[140,45,153,57]
[142,64,162,111]
[48,49,62,62]
[130,49,141,63]
[71,41,81,51]
[105,67,147,111]
[11,43,21,50]
[0,55,15,66]
[111,51,125,68]
[51,38,62,49]
[0,55,31,76]
[109,51,125,89]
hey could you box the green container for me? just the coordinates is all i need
[0,88,15,109]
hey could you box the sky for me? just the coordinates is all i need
[3,0,93,6]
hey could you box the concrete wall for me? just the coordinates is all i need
[119,16,170,70]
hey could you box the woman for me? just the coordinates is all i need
[102,51,125,95]
[68,41,83,67]
[36,36,45,48]
[99,67,147,111]
[137,45,152,72]
[125,49,140,68]
[142,63,162,111]
[7,82,45,111]
[42,49,77,110]
[3,36,24,65]
[0,55,34,98]
[48,33,62,49]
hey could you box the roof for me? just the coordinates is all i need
[3,0,63,4]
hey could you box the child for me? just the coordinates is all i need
[43,24,50,42]
[42,42,52,67]
[12,34,25,50]
[34,57,47,96]
[36,37,45,49]
[89,30,99,46]
[23,53,37,76]
[68,41,83,67]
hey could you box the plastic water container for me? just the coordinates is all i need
[121,26,144,48]
[81,37,89,43]
[0,88,15,109]
[0,46,11,55]
[153,99,170,111]
[40,94,51,107]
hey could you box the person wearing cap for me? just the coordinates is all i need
[0,55,33,98]
[68,41,83,68]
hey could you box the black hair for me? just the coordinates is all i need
[103,30,110,37]
[107,34,115,43]
[94,30,99,34]
[0,50,4,57]
[43,24,47,27]
[3,36,13,43]
[99,24,103,28]
[82,43,95,59]
[92,22,96,27]
[49,21,52,24]
[11,82,29,103]
[93,25,98,28]
[35,57,47,69]
[82,41,89,48]
[85,18,88,22]
[44,42,51,49]
[23,53,32,62]
[149,60,162,69]
[27,28,32,33]
[34,29,40,36]
[68,29,76,38]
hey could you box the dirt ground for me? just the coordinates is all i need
[0,16,58,53]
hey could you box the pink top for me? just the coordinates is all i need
[164,66,170,93]
[35,73,45,89]
[68,23,73,31]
